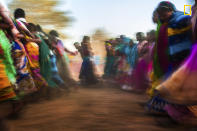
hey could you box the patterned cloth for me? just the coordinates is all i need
[16,75,36,96]
[168,11,192,72]
[149,6,197,122]
[25,42,47,89]
[36,33,57,87]
[147,10,192,114]
[12,41,37,95]
[147,95,168,113]
[0,29,16,102]
[0,29,16,84]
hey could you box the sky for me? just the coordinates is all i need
[61,0,188,49]
[3,0,189,50]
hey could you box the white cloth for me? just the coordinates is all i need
[16,18,28,30]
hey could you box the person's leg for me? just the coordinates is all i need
[52,73,65,86]
[79,59,86,84]
[0,118,9,131]
[86,60,98,84]
[0,101,12,131]
[104,57,110,76]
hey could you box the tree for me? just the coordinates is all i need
[9,0,73,38]
[91,28,110,58]
[92,28,109,43]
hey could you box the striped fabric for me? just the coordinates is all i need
[168,11,192,57]
[147,96,168,113]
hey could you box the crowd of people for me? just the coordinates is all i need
[0,2,81,130]
[1,0,197,130]
[103,0,197,125]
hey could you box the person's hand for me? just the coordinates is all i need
[70,52,76,56]
[11,28,20,40]
[17,33,25,39]
[74,51,78,55]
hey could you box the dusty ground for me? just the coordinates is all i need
[6,81,193,131]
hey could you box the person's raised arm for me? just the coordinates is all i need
[64,47,77,55]
[16,20,34,38]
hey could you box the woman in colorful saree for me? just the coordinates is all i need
[49,30,76,86]
[35,25,57,88]
[0,2,19,130]
[11,13,36,97]
[25,23,47,91]
[130,31,156,92]
[12,39,37,97]
[103,40,116,78]
[118,38,138,91]
[76,36,98,85]
[149,0,197,124]
[0,29,17,107]
[147,1,193,113]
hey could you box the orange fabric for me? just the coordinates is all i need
[0,59,11,88]
[25,42,39,69]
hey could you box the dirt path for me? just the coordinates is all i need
[7,82,189,131]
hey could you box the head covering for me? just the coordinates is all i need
[122,37,131,44]
[156,1,177,12]
[49,30,59,37]
[136,32,145,38]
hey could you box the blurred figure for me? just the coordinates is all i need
[136,32,148,55]
[129,30,156,92]
[35,25,58,88]
[146,30,156,77]
[0,2,19,130]
[25,23,47,92]
[118,39,138,91]
[147,1,187,97]
[103,40,116,78]
[75,36,98,85]
[49,30,76,86]
[14,8,33,38]
[13,9,41,102]
[147,1,193,121]
[150,0,197,124]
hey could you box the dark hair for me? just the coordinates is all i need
[149,30,156,36]
[136,32,144,37]
[129,39,134,44]
[120,35,125,39]
[152,9,158,23]
[14,8,25,19]
[83,36,90,42]
[105,40,109,43]
[74,42,79,45]
[27,23,36,32]
[156,1,176,13]
[36,24,43,32]
[49,30,59,37]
